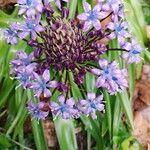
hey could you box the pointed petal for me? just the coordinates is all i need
[96,76,106,88]
[77,13,88,21]
[87,92,96,100]
[91,68,101,76]
[58,95,65,104]
[93,20,101,30]
[42,69,50,82]
[83,2,91,12]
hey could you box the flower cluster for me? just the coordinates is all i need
[28,93,104,120]
[4,0,144,120]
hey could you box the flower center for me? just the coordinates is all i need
[104,69,109,74]
[115,25,122,33]
[39,80,47,90]
[33,107,40,116]
[88,11,98,21]
[132,49,140,54]
[7,29,16,36]
[112,76,117,81]
[23,58,31,66]
[60,104,67,113]
[20,73,29,82]
[90,102,96,109]
[27,0,32,6]
[27,23,35,29]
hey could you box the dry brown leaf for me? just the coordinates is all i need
[133,65,150,148]
[0,0,16,7]
[43,120,57,148]
[133,110,150,146]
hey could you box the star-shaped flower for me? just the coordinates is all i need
[11,50,37,73]
[18,14,44,40]
[77,2,108,31]
[107,19,131,46]
[31,69,58,97]
[27,101,48,120]
[122,39,143,63]
[91,59,128,95]
[4,23,20,44]
[78,93,104,119]
[49,95,78,119]
[17,0,43,17]
[97,0,122,13]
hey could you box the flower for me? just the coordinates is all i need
[97,0,122,13]
[122,39,143,63]
[4,23,20,44]
[78,93,104,119]
[91,59,128,95]
[31,69,58,97]
[107,19,131,46]
[49,95,78,119]
[18,15,44,40]
[15,68,33,88]
[77,2,108,31]
[27,101,48,120]
[11,50,37,73]
[17,0,43,17]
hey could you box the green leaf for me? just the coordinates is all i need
[68,0,78,19]
[0,78,16,109]
[85,72,96,93]
[54,118,77,150]
[103,90,112,140]
[128,64,136,101]
[118,92,133,129]
[0,134,12,148]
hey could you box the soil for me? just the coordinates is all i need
[133,65,150,150]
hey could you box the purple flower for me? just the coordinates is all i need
[18,15,44,40]
[77,2,108,31]
[15,68,33,88]
[91,59,128,95]
[11,50,37,73]
[107,19,131,46]
[55,0,69,10]
[122,40,143,63]
[78,93,104,119]
[27,101,48,120]
[17,0,43,17]
[31,69,58,97]
[97,0,122,13]
[49,95,78,119]
[4,23,20,44]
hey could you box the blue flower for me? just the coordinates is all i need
[78,93,104,119]
[4,23,20,44]
[97,0,122,13]
[27,101,48,120]
[11,50,37,74]
[31,69,58,97]
[18,0,43,17]
[77,2,108,31]
[16,69,32,88]
[91,59,128,95]
[107,19,131,46]
[18,15,44,40]
[122,39,143,63]
[49,95,78,119]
